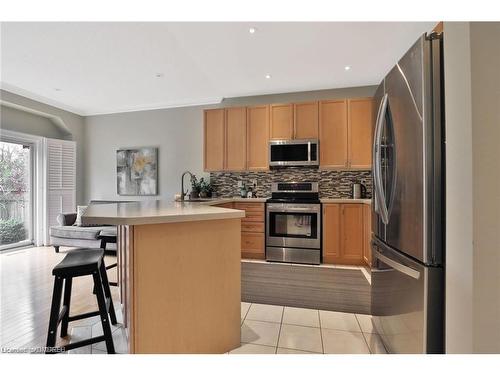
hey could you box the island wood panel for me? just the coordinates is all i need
[225,107,247,171]
[294,101,319,139]
[270,103,293,140]
[130,219,241,353]
[348,98,374,169]
[246,105,269,170]
[203,109,225,171]
[319,100,349,168]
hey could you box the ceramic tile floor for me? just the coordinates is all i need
[68,302,387,354]
[234,302,387,354]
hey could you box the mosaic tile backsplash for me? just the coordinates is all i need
[210,168,372,199]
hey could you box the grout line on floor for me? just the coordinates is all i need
[355,315,372,354]
[318,310,325,354]
[274,305,285,354]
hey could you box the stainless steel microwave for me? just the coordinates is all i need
[269,139,319,168]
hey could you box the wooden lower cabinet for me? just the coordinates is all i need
[322,203,368,265]
[215,202,265,259]
[363,204,372,266]
[234,202,265,259]
[322,204,341,263]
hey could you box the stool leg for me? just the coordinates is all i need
[99,261,117,325]
[60,277,73,337]
[46,276,64,353]
[92,270,115,354]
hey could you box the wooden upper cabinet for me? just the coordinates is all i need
[204,109,225,171]
[319,100,348,168]
[348,98,374,169]
[225,107,247,171]
[322,203,341,263]
[341,204,364,263]
[247,105,270,171]
[294,102,319,139]
[270,104,293,140]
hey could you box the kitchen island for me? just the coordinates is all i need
[83,200,245,354]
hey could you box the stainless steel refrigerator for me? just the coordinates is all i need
[370,32,445,354]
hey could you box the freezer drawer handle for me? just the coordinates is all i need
[376,251,421,280]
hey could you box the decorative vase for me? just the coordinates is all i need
[189,191,199,199]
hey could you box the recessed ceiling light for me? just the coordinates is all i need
[249,27,257,34]
[265,74,272,79]
[155,73,164,78]
[54,88,61,91]
[344,66,351,71]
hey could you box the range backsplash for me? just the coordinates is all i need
[210,169,372,199]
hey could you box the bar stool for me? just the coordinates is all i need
[45,249,117,354]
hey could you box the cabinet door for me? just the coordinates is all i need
[247,105,270,170]
[204,109,225,171]
[341,204,364,264]
[363,204,372,266]
[319,100,348,168]
[270,104,293,140]
[294,101,318,139]
[348,98,373,169]
[322,204,341,263]
[225,107,247,171]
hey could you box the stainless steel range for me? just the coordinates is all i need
[265,182,321,265]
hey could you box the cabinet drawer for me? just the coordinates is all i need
[233,202,264,212]
[242,210,265,222]
[241,222,265,233]
[241,232,265,253]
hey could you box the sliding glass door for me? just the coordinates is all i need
[0,140,33,250]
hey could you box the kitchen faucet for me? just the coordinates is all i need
[180,171,194,201]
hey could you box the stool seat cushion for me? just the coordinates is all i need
[53,249,104,277]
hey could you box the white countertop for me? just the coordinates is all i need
[83,200,245,225]
[83,197,371,225]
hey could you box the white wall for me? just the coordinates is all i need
[443,22,474,354]
[444,21,500,353]
[84,105,208,202]
[470,22,500,353]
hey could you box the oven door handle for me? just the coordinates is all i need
[267,208,320,213]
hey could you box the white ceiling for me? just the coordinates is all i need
[0,22,436,116]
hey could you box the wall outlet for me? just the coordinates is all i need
[251,179,258,188]
[237,180,243,188]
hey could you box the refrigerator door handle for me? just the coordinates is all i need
[375,250,421,280]
[373,93,390,224]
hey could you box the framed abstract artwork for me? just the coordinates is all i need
[117,147,158,195]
